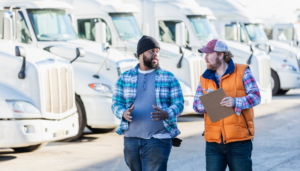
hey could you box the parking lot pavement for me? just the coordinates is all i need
[0,89,300,171]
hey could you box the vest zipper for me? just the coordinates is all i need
[241,113,252,135]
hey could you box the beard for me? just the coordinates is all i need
[143,54,159,69]
[207,57,222,71]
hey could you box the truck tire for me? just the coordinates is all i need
[271,70,280,95]
[87,126,115,133]
[12,142,47,153]
[61,96,87,142]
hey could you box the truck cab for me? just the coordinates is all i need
[200,0,300,95]
[273,23,300,48]
[0,40,79,152]
[0,0,139,139]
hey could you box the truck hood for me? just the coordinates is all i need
[0,40,66,64]
[38,39,137,63]
[267,40,300,56]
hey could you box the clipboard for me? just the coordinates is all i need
[199,88,235,123]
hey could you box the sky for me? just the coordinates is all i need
[236,0,300,27]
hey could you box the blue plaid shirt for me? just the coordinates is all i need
[111,64,184,138]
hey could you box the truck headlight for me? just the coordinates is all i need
[6,100,40,114]
[89,83,112,94]
[282,64,297,71]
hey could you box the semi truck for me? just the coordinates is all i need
[0,0,139,140]
[66,0,272,104]
[0,39,79,152]
[199,0,300,95]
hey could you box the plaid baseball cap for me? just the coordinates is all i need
[198,39,228,53]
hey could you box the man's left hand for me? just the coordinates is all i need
[221,97,235,107]
[151,105,168,121]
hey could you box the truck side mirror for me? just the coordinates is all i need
[70,47,85,63]
[247,44,254,65]
[15,46,26,79]
[268,45,274,54]
[142,23,149,35]
[225,24,238,42]
[175,22,186,47]
[95,22,107,52]
[3,12,13,40]
[76,47,85,57]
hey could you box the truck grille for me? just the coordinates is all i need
[42,66,74,114]
[259,57,271,89]
[192,58,206,92]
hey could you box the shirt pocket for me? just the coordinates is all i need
[159,86,170,100]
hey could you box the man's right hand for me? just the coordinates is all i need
[123,105,134,122]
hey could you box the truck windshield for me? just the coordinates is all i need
[244,24,268,42]
[110,13,142,40]
[187,16,219,40]
[27,9,77,41]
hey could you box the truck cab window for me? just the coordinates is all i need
[16,11,32,44]
[158,20,189,44]
[77,18,112,45]
[277,28,293,41]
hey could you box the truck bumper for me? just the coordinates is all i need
[278,71,300,89]
[0,112,79,148]
[81,95,119,128]
[182,96,197,115]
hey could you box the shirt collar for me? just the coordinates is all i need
[202,59,235,80]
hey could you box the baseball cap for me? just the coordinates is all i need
[198,39,228,53]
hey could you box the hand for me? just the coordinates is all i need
[151,105,168,121]
[123,105,134,122]
[220,97,235,107]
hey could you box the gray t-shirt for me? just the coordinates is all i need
[124,69,170,139]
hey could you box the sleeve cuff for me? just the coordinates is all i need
[117,108,126,119]
[234,97,242,116]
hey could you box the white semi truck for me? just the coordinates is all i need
[0,0,139,139]
[0,39,79,152]
[199,0,300,95]
[67,0,272,104]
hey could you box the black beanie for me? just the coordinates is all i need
[137,35,160,57]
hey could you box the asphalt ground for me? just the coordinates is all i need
[1,89,300,171]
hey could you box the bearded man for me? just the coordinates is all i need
[193,39,261,171]
[111,35,184,171]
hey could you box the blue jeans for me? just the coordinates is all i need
[124,137,172,171]
[206,140,253,171]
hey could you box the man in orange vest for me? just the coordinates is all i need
[193,39,261,171]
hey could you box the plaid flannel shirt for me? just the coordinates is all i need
[193,67,261,115]
[111,64,184,138]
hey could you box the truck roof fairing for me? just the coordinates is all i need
[0,1,73,10]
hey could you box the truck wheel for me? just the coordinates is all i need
[12,142,47,153]
[87,126,115,133]
[271,70,280,95]
[61,96,87,142]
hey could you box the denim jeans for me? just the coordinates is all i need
[124,137,172,171]
[206,140,253,171]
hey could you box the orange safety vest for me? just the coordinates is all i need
[200,63,254,144]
